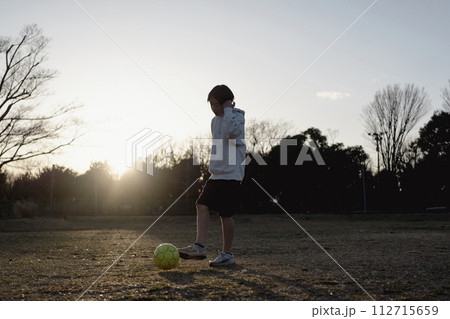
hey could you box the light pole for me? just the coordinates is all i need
[361,152,367,213]
[50,164,55,216]
[369,132,383,174]
[94,170,98,216]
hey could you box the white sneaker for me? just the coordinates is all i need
[178,243,207,260]
[209,251,235,267]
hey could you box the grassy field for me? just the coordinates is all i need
[0,212,448,301]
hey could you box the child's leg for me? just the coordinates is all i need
[195,204,210,246]
[220,216,235,253]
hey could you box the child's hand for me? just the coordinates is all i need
[223,100,235,109]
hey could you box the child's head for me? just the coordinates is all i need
[207,85,234,105]
[208,85,234,116]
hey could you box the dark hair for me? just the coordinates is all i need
[207,85,234,104]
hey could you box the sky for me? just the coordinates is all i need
[1,0,449,175]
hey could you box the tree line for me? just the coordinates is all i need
[1,104,448,217]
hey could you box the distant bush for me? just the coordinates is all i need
[13,201,38,218]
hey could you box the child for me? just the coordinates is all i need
[178,84,246,267]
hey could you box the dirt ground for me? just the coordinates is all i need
[0,212,448,301]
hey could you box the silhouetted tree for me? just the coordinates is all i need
[411,111,450,207]
[9,172,37,200]
[417,111,450,159]
[244,127,370,213]
[245,118,293,155]
[75,162,115,214]
[36,165,78,201]
[0,171,7,200]
[401,140,420,170]
[0,24,80,170]
[8,165,77,203]
[442,80,450,112]
[363,84,429,174]
[400,112,450,209]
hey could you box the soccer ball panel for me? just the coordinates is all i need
[153,243,179,270]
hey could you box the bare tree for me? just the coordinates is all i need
[151,137,185,169]
[245,118,293,156]
[0,25,80,171]
[363,84,429,173]
[325,128,339,144]
[442,80,450,112]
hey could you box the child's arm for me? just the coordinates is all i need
[222,100,242,139]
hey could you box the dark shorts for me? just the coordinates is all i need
[195,179,242,217]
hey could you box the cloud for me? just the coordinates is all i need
[316,91,350,100]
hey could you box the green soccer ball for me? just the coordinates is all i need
[153,243,180,270]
